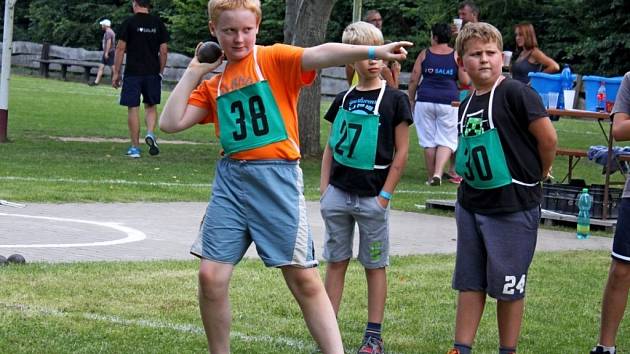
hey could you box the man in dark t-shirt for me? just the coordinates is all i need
[112,0,169,158]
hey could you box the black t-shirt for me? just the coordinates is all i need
[457,78,547,214]
[119,13,169,76]
[324,85,413,196]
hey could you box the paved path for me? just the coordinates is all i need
[0,202,612,263]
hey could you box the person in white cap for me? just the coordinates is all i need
[90,19,115,86]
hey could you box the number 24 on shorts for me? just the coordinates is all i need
[503,274,526,295]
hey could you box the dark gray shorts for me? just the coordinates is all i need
[452,203,540,300]
[320,184,389,269]
[612,198,630,263]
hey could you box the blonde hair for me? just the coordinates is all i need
[207,0,261,25]
[342,21,384,46]
[455,22,503,57]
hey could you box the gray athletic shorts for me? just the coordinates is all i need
[452,203,540,300]
[320,184,389,269]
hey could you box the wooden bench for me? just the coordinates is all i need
[34,58,101,82]
[556,147,630,183]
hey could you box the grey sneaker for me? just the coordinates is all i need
[357,336,384,354]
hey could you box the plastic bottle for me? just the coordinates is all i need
[576,188,592,240]
[561,65,573,90]
[560,65,572,109]
[596,81,607,112]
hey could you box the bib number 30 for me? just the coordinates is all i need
[464,145,493,181]
[231,95,269,141]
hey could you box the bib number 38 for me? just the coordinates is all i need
[230,95,269,141]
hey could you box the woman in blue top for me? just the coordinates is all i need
[408,23,469,186]
[510,22,559,84]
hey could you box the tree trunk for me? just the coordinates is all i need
[285,0,336,157]
[283,0,298,44]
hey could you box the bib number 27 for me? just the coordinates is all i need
[334,120,363,158]
[231,95,269,141]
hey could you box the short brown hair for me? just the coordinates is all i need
[455,22,503,57]
[207,0,261,25]
[342,21,384,46]
[514,22,538,50]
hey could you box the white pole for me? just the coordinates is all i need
[352,0,362,22]
[0,0,17,142]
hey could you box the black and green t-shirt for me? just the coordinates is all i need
[324,86,413,196]
[457,78,547,214]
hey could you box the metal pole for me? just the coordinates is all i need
[352,0,362,22]
[0,0,18,143]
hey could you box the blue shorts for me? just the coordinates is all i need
[320,184,390,269]
[452,203,540,300]
[612,198,630,263]
[190,158,317,268]
[120,74,162,107]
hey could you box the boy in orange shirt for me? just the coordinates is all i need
[159,1,411,352]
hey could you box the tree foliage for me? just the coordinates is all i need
[1,0,628,75]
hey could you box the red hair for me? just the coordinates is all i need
[514,23,538,50]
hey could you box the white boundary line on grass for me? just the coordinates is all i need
[1,302,315,351]
[0,176,457,195]
[0,213,145,248]
[0,176,212,188]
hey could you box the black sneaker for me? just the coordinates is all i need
[88,81,99,86]
[590,345,614,354]
[145,133,160,156]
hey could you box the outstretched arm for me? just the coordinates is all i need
[301,41,413,72]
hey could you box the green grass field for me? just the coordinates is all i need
[1,75,629,353]
[1,252,628,353]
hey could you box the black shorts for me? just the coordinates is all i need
[612,198,630,263]
[102,51,115,66]
[119,74,162,107]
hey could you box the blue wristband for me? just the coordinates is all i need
[379,190,392,200]
[368,46,376,60]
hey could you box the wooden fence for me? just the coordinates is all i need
[1,41,411,98]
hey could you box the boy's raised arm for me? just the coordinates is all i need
[301,41,413,71]
[160,53,222,133]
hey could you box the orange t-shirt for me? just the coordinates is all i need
[188,44,316,160]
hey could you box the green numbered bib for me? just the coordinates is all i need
[328,81,386,170]
[216,47,288,155]
[455,127,512,189]
[455,77,538,189]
